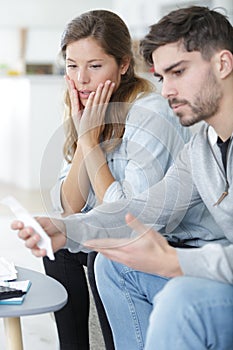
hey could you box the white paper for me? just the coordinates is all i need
[0,257,17,281]
[1,196,54,260]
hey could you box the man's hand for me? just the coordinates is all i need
[11,217,67,258]
[84,213,183,277]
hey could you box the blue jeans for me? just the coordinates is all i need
[95,254,233,350]
[95,254,169,349]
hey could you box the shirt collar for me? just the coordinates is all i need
[207,126,233,146]
[207,126,218,146]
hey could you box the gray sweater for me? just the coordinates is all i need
[64,124,233,284]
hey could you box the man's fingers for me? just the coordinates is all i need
[125,213,151,236]
[31,247,47,258]
[24,233,41,248]
[17,227,35,240]
[11,220,24,230]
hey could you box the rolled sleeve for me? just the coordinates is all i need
[177,244,233,284]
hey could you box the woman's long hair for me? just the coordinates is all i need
[61,9,154,162]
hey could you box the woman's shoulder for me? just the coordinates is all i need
[128,92,174,123]
[129,92,174,120]
[127,92,191,142]
[133,91,168,109]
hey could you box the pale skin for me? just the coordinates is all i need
[61,37,129,215]
[11,42,233,278]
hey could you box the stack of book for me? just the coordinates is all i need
[0,280,31,305]
[0,257,31,305]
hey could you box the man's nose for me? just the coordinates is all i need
[161,80,177,99]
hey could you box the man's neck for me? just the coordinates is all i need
[212,122,233,141]
[207,100,233,141]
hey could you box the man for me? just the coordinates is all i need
[87,6,233,349]
[12,6,233,349]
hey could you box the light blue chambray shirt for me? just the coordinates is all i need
[51,92,191,214]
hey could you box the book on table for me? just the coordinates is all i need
[0,257,31,304]
[0,280,31,305]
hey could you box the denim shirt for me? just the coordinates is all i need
[51,92,190,215]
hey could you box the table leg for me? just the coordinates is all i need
[3,317,23,350]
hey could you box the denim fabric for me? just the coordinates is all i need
[145,277,233,350]
[95,254,169,350]
[96,255,233,350]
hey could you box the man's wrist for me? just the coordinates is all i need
[167,247,184,277]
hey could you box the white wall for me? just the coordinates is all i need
[113,0,233,38]
[0,0,114,70]
[0,0,113,28]
[0,76,65,189]
[0,0,232,69]
[0,0,232,190]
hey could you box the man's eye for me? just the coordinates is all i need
[174,69,184,76]
[153,73,163,83]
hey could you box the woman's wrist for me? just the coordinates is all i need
[79,137,99,152]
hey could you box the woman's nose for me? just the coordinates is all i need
[77,69,90,84]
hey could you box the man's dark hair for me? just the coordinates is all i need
[140,6,233,65]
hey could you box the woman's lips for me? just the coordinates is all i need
[78,90,92,99]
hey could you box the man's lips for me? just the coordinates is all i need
[170,103,184,110]
[169,101,188,114]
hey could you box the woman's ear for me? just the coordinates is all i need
[120,56,131,75]
[217,50,233,79]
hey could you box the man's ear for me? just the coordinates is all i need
[217,50,233,79]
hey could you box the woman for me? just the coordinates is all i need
[43,9,190,350]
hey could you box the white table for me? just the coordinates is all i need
[0,266,67,350]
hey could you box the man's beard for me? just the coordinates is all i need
[169,68,223,127]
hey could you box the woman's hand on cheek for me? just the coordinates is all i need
[65,75,83,134]
[79,80,115,148]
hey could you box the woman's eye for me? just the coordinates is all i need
[90,64,102,69]
[67,64,77,69]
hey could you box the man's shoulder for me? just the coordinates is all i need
[188,122,208,146]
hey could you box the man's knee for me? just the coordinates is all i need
[154,277,196,311]
[94,254,121,294]
[95,254,114,277]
